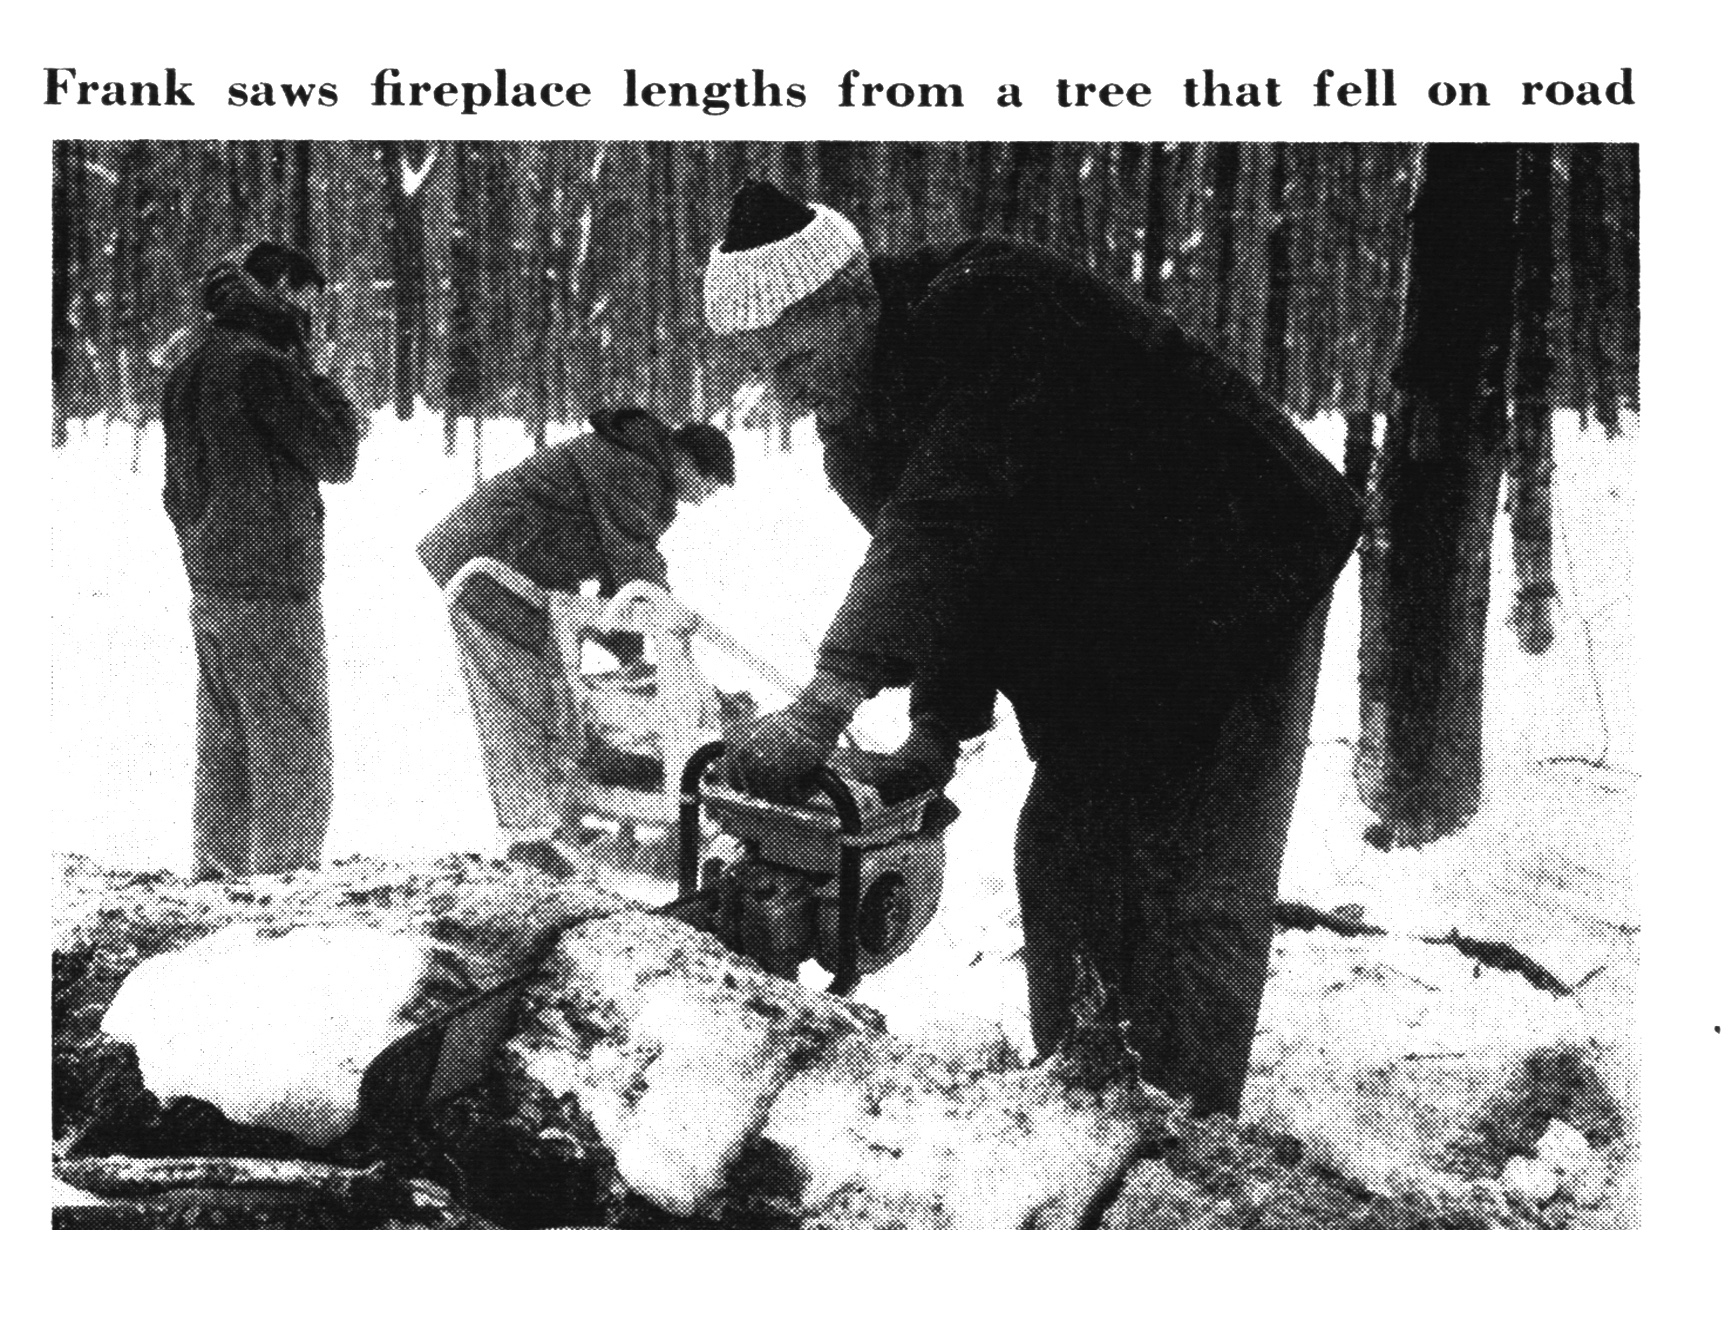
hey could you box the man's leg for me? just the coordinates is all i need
[1015,599,1330,1117]
[448,602,565,837]
[1014,764,1130,1062]
[190,596,333,876]
[240,599,334,875]
[190,600,249,878]
[1120,601,1331,1116]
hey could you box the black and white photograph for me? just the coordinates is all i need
[45,136,1644,1231]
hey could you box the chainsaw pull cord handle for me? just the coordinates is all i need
[676,741,865,997]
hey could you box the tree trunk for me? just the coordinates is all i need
[444,141,482,455]
[1260,145,1294,406]
[1138,143,1169,306]
[1604,144,1639,416]
[1355,145,1520,848]
[1343,410,1376,499]
[379,141,433,421]
[1217,143,1275,385]
[1168,144,1220,344]
[1508,146,1559,655]
[52,140,72,448]
[1565,145,1614,431]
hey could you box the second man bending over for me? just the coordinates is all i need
[418,409,734,853]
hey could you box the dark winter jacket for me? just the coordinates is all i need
[417,409,679,596]
[815,238,1362,768]
[162,276,362,600]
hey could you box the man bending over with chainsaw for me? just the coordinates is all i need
[419,410,734,861]
[706,182,1361,1118]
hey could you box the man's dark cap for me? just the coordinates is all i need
[718,181,816,253]
[202,241,325,310]
[673,422,736,486]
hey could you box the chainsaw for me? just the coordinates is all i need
[355,741,955,1129]
[674,741,955,996]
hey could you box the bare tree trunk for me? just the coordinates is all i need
[593,142,657,412]
[1565,145,1614,431]
[1604,144,1639,416]
[1217,143,1275,384]
[1356,145,1520,849]
[523,144,556,449]
[1507,146,1559,655]
[1167,144,1219,344]
[1139,143,1169,306]
[1343,411,1376,498]
[379,141,433,421]
[52,140,72,448]
[1260,145,1294,406]
[288,141,313,253]
[444,141,481,455]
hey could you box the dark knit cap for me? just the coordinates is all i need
[718,181,817,253]
[202,241,325,310]
[704,181,864,334]
[672,422,736,486]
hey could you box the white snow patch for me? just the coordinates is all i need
[102,924,432,1145]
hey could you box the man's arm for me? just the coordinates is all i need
[816,275,1041,702]
[592,469,671,591]
[244,353,364,484]
[909,669,997,742]
[817,410,1015,686]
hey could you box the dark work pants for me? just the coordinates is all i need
[191,594,333,878]
[1014,599,1329,1118]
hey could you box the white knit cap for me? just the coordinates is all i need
[704,203,864,335]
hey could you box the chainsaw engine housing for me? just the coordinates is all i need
[699,782,949,981]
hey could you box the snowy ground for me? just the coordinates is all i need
[48,403,1637,1158]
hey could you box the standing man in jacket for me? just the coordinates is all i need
[706,183,1361,1117]
[418,410,734,853]
[162,241,364,879]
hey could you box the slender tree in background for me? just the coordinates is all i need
[522,142,559,450]
[1566,145,1613,430]
[1355,145,1521,848]
[1507,145,1559,655]
[444,141,484,462]
[590,141,657,417]
[1138,141,1170,307]
[52,140,73,448]
[1605,144,1639,414]
[1339,146,1378,497]
[379,141,435,420]
[1260,145,1295,406]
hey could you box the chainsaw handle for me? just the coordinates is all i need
[678,742,729,899]
[676,742,865,997]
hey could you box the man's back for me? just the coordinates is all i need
[821,236,1362,763]
[417,412,678,596]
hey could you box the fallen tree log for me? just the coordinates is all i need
[54,853,1619,1228]
[508,910,1169,1226]
[51,1154,495,1228]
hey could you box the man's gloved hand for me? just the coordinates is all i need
[847,714,962,805]
[719,675,869,803]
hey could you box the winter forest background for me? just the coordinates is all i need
[51,140,1639,848]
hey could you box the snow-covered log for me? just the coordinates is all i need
[55,853,1627,1228]
[509,909,1167,1226]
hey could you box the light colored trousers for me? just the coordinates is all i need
[448,603,573,836]
[191,594,333,877]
